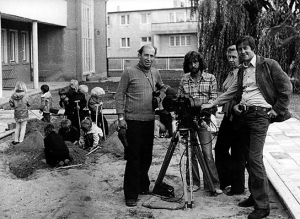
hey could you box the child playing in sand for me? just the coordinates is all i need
[88,87,108,136]
[9,81,31,145]
[79,117,103,151]
[58,119,80,143]
[44,124,71,167]
[39,84,52,122]
[78,84,90,117]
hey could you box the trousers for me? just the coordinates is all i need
[124,120,154,200]
[238,110,270,210]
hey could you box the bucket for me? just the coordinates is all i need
[7,123,16,130]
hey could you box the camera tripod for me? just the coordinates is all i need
[152,117,216,208]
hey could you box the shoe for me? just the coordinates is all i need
[187,185,200,192]
[139,190,151,195]
[238,197,255,207]
[215,188,223,194]
[125,199,137,207]
[11,141,19,145]
[226,190,244,196]
[64,159,70,166]
[248,209,270,219]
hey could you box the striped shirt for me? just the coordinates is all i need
[177,71,218,104]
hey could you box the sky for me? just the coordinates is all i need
[107,0,182,12]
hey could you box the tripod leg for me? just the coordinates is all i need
[193,145,216,195]
[186,130,194,208]
[152,131,179,195]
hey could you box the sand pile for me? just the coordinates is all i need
[4,118,88,178]
[4,118,124,178]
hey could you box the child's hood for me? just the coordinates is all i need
[11,90,26,100]
[41,91,52,99]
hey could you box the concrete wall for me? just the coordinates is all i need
[0,0,67,26]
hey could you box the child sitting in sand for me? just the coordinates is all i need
[79,117,103,151]
[44,124,71,167]
[58,119,80,143]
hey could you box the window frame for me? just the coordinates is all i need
[121,37,130,48]
[1,29,8,64]
[21,31,30,63]
[169,35,191,47]
[140,13,150,24]
[120,14,130,25]
[9,29,18,63]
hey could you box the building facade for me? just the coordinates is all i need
[0,0,107,97]
[107,6,198,74]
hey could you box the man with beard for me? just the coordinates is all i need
[202,36,292,219]
[115,44,170,207]
[177,51,222,194]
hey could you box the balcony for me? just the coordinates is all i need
[151,21,198,34]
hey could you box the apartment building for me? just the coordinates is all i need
[107,6,198,73]
[0,0,107,97]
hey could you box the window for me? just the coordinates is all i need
[21,31,29,62]
[141,13,150,24]
[120,15,129,25]
[170,35,191,46]
[1,29,8,64]
[169,11,186,22]
[9,30,18,63]
[121,38,130,48]
[141,37,151,46]
[107,16,110,26]
[81,0,95,75]
[107,38,110,47]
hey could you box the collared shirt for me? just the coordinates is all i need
[221,68,238,115]
[241,55,271,108]
[177,71,217,104]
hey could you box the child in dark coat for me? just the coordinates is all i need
[58,119,80,143]
[40,84,52,122]
[44,124,71,167]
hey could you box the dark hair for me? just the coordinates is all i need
[235,36,256,51]
[59,87,68,96]
[183,51,206,73]
[137,44,157,55]
[44,124,55,135]
[61,119,72,128]
[41,84,49,93]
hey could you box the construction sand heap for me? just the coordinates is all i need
[3,118,125,179]
[4,118,88,178]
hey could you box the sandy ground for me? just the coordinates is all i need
[0,131,291,219]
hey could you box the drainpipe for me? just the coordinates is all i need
[0,12,2,98]
[32,21,39,89]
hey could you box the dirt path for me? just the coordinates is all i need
[0,133,291,219]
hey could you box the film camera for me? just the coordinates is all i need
[162,93,215,128]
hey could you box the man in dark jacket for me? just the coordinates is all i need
[203,36,292,219]
[44,124,71,167]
